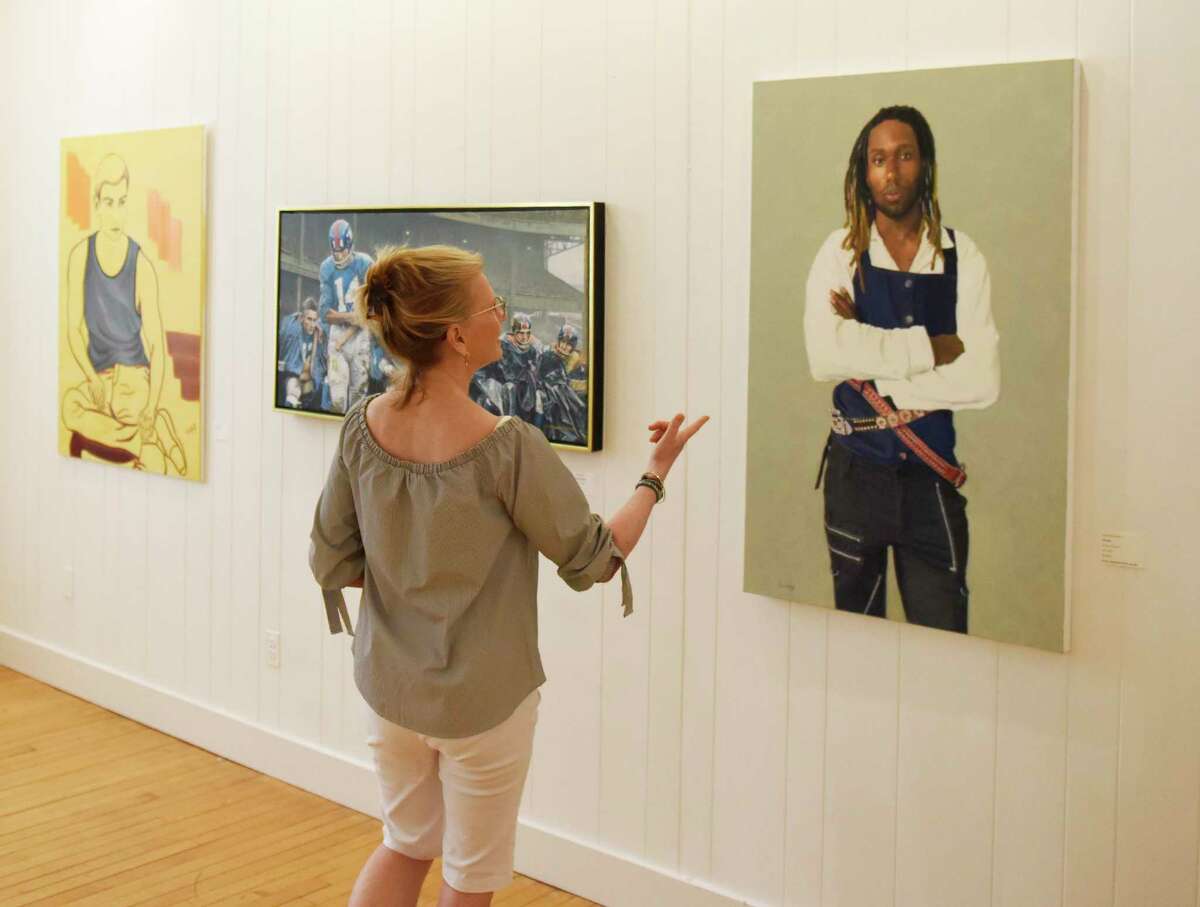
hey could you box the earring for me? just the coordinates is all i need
[461,349,471,371]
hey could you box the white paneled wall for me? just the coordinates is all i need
[2,1,1198,905]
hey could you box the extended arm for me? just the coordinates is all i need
[501,415,707,612]
[604,487,657,570]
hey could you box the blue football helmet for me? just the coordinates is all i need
[329,219,353,253]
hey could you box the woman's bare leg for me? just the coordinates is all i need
[437,882,493,907]
[347,843,433,907]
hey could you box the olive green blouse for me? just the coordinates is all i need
[309,396,632,738]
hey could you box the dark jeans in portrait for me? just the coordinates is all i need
[820,439,969,633]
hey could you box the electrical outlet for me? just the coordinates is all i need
[265,630,281,668]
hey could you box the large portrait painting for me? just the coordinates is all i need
[58,125,206,480]
[274,204,605,452]
[745,60,1078,652]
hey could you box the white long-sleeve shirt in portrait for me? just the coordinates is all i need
[803,224,1000,412]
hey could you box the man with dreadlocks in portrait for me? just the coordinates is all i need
[803,105,1000,634]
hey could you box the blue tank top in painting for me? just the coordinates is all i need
[84,234,149,372]
[831,229,959,467]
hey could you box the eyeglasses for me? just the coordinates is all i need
[467,295,506,320]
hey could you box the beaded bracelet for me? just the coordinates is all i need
[636,472,665,503]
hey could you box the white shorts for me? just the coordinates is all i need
[365,688,540,894]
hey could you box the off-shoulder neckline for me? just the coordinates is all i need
[352,395,518,474]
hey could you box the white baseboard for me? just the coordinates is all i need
[1,627,751,907]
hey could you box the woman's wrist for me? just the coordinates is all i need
[646,461,670,482]
[636,472,665,504]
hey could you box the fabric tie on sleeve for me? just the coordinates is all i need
[322,588,355,636]
[618,559,633,618]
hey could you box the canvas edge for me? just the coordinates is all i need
[1062,59,1082,654]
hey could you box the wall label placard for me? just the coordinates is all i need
[1101,532,1144,569]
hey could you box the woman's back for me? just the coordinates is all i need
[364,390,501,465]
[311,395,627,739]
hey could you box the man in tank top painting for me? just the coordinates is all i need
[61,154,186,475]
[804,105,1001,634]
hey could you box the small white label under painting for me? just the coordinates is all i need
[1100,532,1145,569]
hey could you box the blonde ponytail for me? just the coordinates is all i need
[356,244,484,407]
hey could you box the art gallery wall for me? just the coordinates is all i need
[0,1,1197,906]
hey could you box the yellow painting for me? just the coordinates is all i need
[58,126,205,481]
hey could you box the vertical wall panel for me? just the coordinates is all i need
[25,1,73,654]
[0,2,15,631]
[906,0,1008,69]
[709,0,793,902]
[598,0,656,857]
[412,0,468,203]
[540,0,607,200]
[794,0,836,74]
[3,1,57,648]
[277,0,331,746]
[386,0,417,202]
[464,0,494,203]
[784,607,828,907]
[1008,0,1078,61]
[489,0,541,201]
[144,0,196,698]
[227,0,270,723]
[28,0,64,656]
[644,0,691,872]
[255,0,289,730]
[992,650,1069,906]
[1062,2,1130,903]
[207,0,243,713]
[783,11,839,904]
[181,0,221,704]
[679,0,725,880]
[834,0,905,75]
[534,0,608,842]
[822,615,900,906]
[894,632,997,907]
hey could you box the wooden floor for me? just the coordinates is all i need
[0,667,596,906]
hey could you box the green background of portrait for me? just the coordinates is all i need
[745,60,1076,652]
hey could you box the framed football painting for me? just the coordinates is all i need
[274,203,605,452]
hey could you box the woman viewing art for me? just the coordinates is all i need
[309,244,706,906]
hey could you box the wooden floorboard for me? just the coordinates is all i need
[0,667,598,906]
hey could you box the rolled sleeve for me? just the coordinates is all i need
[500,423,633,616]
[309,425,365,634]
